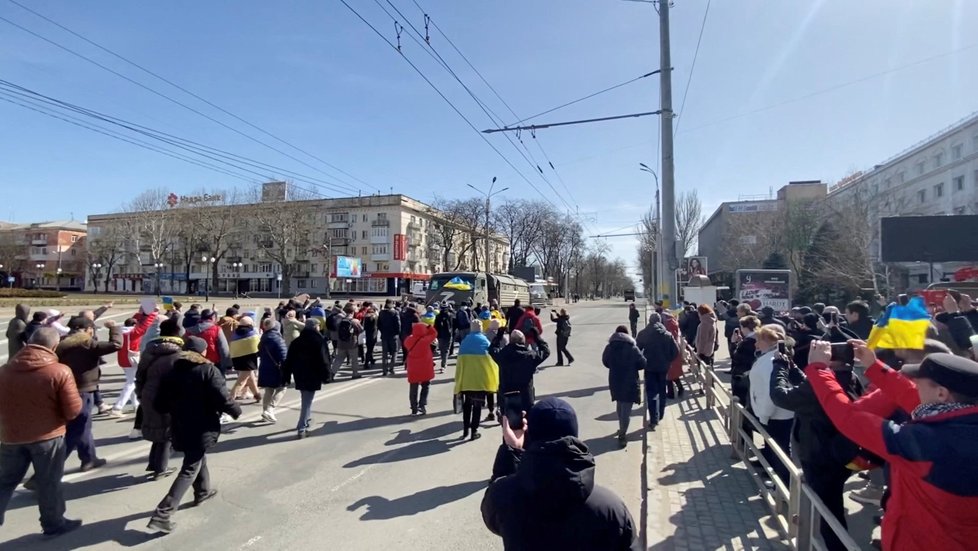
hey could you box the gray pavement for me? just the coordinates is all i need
[0,299,648,550]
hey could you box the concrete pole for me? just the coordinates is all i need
[485,196,491,273]
[659,0,678,308]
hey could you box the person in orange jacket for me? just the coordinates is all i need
[403,320,437,415]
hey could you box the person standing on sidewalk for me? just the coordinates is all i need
[378,300,401,375]
[636,313,678,430]
[258,318,288,423]
[550,308,575,366]
[5,303,29,359]
[137,318,185,480]
[748,324,794,484]
[454,321,498,440]
[694,304,718,367]
[331,305,363,380]
[435,303,455,373]
[0,327,83,538]
[628,303,640,337]
[602,325,647,448]
[56,316,122,472]
[282,320,331,438]
[146,337,241,534]
[404,317,437,416]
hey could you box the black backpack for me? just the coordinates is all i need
[521,316,536,335]
[337,318,354,343]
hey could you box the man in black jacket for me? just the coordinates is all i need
[399,303,417,365]
[435,304,455,372]
[490,329,549,412]
[377,300,401,375]
[481,397,640,550]
[635,313,678,428]
[5,303,29,358]
[505,299,524,336]
[627,303,640,337]
[147,337,241,534]
[844,300,874,341]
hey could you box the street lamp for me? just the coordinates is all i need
[231,261,243,298]
[92,263,103,294]
[56,267,63,292]
[201,255,216,301]
[467,177,508,274]
[154,262,165,296]
[35,263,44,289]
[639,163,663,303]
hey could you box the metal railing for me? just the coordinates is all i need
[696,359,862,551]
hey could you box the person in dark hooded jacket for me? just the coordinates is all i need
[282,320,331,438]
[481,397,640,551]
[136,318,184,480]
[146,337,241,534]
[602,326,646,447]
[490,329,550,413]
[635,314,678,428]
[6,303,30,358]
[257,318,288,423]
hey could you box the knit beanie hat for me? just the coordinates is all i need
[526,397,579,445]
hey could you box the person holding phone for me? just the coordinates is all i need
[454,321,499,441]
[747,324,794,484]
[549,308,574,366]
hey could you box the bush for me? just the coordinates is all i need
[0,288,66,298]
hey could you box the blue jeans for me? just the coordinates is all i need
[297,390,315,432]
[65,391,96,464]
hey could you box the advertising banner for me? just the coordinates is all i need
[678,256,708,282]
[393,234,406,261]
[735,269,791,311]
[336,256,363,278]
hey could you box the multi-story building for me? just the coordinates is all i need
[86,185,510,297]
[0,220,87,290]
[826,112,978,286]
[697,181,828,277]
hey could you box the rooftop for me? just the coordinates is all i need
[0,220,87,232]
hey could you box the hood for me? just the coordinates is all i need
[7,345,59,371]
[609,332,636,345]
[183,310,201,328]
[195,320,216,332]
[411,322,429,334]
[15,304,30,322]
[264,321,282,333]
[516,436,595,516]
[176,350,210,366]
[700,312,717,323]
[143,337,185,360]
[59,330,93,349]
[234,325,258,338]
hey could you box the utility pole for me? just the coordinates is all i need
[323,236,333,299]
[659,0,678,308]
[467,177,507,275]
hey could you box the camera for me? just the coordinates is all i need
[830,342,855,365]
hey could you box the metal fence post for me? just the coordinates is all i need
[728,397,742,459]
[788,470,803,540]
[796,483,814,551]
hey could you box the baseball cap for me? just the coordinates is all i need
[901,353,978,396]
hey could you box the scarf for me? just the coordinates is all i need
[911,401,974,421]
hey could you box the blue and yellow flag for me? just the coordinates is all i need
[444,277,472,291]
[867,296,931,350]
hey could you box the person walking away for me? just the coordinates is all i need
[331,305,363,380]
[56,316,121,472]
[550,308,575,366]
[485,319,509,421]
[5,304,29,359]
[845,300,874,340]
[661,309,686,399]
[628,303,640,337]
[694,304,718,367]
[636,314,678,429]
[257,318,288,423]
[111,309,159,417]
[217,308,239,343]
[399,303,417,364]
[481,397,641,550]
[362,305,379,369]
[23,311,48,343]
[281,310,305,347]
[515,307,544,350]
[137,318,185,480]
[455,304,472,350]
[229,316,261,402]
[435,304,455,373]
[0,328,83,537]
[282,321,331,438]
[678,303,700,347]
[602,326,647,447]
[378,300,401,375]
[404,317,437,416]
[505,299,525,335]
[185,309,232,376]
[146,337,242,534]
[748,324,794,484]
[454,321,498,440]
[490,329,550,413]
[806,342,978,551]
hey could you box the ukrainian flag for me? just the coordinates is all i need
[444,277,473,291]
[867,296,931,350]
[454,332,499,394]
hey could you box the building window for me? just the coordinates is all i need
[897,171,905,184]
[297,279,307,289]
[411,215,416,223]
[918,189,926,203]
[329,213,348,223]
[916,161,925,175]
[934,152,944,168]
[954,175,965,192]
[372,244,389,255]
[952,144,963,160]
[377,212,387,220]
[935,183,944,198]
[362,230,367,239]
[917,274,928,284]
[71,235,78,242]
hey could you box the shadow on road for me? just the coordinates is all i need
[537,385,606,401]
[346,480,487,520]
[0,511,162,550]
[344,438,465,468]
[583,429,643,457]
[384,420,461,446]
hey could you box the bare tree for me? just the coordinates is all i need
[429,197,484,271]
[675,190,705,258]
[246,186,316,296]
[494,199,547,271]
[84,226,127,292]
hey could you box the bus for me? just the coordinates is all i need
[425,272,529,309]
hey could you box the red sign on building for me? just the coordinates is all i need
[393,234,406,261]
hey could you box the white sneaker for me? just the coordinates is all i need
[220,413,232,425]
[97,404,112,414]
[128,429,142,440]
[108,409,125,418]
[264,410,278,423]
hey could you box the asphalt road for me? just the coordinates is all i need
[0,299,647,550]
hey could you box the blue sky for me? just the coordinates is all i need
[2,1,976,275]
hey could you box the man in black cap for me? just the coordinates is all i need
[805,341,978,551]
[481,397,640,550]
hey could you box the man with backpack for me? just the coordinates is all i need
[515,307,544,351]
[455,303,472,353]
[330,304,363,380]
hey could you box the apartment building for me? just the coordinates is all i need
[86,186,510,297]
[0,220,87,290]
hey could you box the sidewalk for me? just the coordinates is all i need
[645,387,788,550]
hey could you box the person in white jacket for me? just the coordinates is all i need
[748,324,793,484]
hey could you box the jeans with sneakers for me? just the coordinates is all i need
[0,436,67,532]
[297,390,315,432]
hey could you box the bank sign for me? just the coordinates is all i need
[167,193,224,207]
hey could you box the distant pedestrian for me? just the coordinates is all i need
[146,337,241,534]
[628,303,639,336]
[331,304,363,380]
[362,305,379,368]
[602,325,646,448]
[404,317,437,416]
[636,313,679,429]
[435,304,455,372]
[111,310,158,417]
[378,300,401,375]
[0,327,83,537]
[281,310,305,346]
[694,304,718,367]
[550,308,574,366]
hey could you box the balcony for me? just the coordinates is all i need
[371,219,390,227]
[371,252,391,262]
[407,221,420,231]
[31,238,48,246]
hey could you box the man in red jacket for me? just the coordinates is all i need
[805,340,978,551]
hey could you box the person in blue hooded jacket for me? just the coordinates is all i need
[257,318,288,423]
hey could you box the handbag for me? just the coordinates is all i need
[453,394,463,414]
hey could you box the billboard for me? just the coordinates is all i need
[393,234,406,261]
[336,256,363,278]
[735,269,791,311]
[678,256,708,282]
[880,215,978,262]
